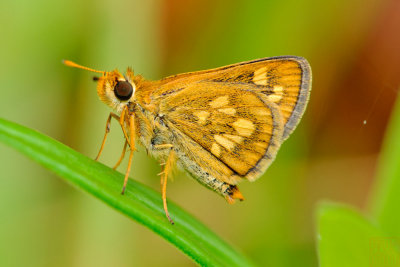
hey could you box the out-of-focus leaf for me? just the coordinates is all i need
[369,93,400,237]
[317,202,400,267]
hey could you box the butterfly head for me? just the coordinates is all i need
[63,60,136,112]
[95,68,136,112]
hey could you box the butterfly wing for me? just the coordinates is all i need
[154,56,311,140]
[153,56,311,184]
[159,82,284,183]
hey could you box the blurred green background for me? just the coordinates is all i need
[1,0,400,266]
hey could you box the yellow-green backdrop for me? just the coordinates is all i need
[1,0,399,266]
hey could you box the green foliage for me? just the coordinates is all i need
[317,95,400,266]
[370,94,400,236]
[0,117,254,267]
[317,203,400,267]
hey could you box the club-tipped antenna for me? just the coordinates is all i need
[63,60,105,75]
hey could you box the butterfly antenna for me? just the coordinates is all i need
[62,60,105,75]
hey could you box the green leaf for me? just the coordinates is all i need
[369,93,400,237]
[317,202,400,267]
[0,117,255,267]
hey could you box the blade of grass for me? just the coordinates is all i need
[369,92,400,236]
[0,117,255,267]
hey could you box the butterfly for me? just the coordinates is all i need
[64,56,312,224]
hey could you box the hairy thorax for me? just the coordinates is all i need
[131,101,173,163]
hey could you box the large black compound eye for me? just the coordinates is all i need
[114,80,133,101]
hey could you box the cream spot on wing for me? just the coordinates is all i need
[251,107,270,117]
[253,67,267,79]
[218,108,236,115]
[211,143,221,157]
[233,119,255,137]
[210,95,229,108]
[268,85,284,102]
[214,135,235,151]
[254,79,267,86]
[253,66,268,85]
[193,110,209,124]
[223,134,244,144]
[274,85,283,93]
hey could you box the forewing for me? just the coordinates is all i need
[159,82,284,181]
[154,56,311,140]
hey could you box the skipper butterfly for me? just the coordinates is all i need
[64,56,312,224]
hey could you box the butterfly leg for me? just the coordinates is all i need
[159,149,176,224]
[113,140,128,170]
[119,106,135,149]
[95,112,121,160]
[121,114,135,194]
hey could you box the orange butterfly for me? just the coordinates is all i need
[64,56,312,224]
